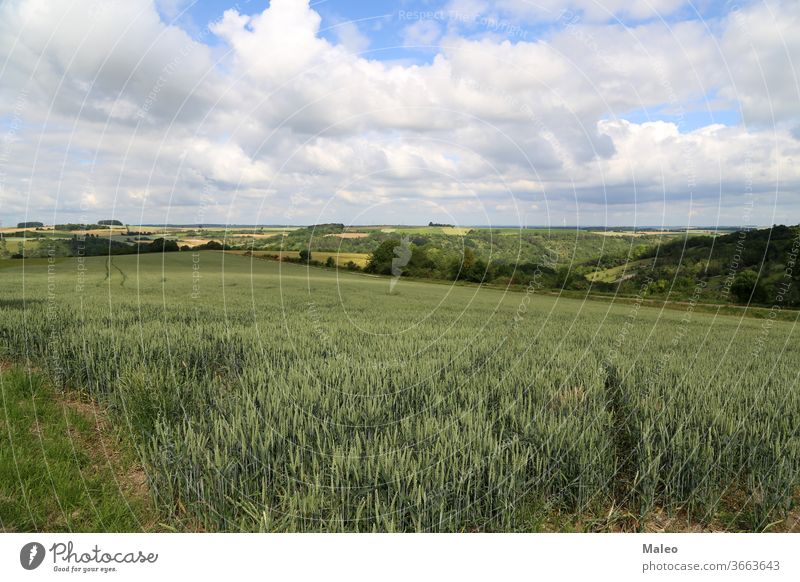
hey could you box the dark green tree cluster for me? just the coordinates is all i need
[614,225,800,306]
[364,238,570,287]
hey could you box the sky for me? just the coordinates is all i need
[0,0,798,227]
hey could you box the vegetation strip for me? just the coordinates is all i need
[0,366,156,532]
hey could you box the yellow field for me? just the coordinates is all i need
[589,230,675,237]
[0,226,50,233]
[325,232,369,239]
[441,227,471,235]
[226,250,369,267]
[379,226,470,235]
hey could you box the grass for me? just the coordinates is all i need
[0,251,797,532]
[0,258,65,270]
[0,366,156,532]
[585,259,653,283]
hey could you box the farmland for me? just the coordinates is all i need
[1,250,798,532]
[10,221,794,310]
[226,249,370,268]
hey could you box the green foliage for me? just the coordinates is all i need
[54,223,91,231]
[365,239,402,274]
[619,225,800,305]
[0,252,798,531]
[148,238,180,253]
[731,270,766,303]
[192,240,225,251]
[0,368,154,531]
[555,266,575,289]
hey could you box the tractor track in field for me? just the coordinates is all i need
[99,257,129,287]
[111,258,128,287]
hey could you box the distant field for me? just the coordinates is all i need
[1,237,54,253]
[226,249,370,267]
[1,251,797,532]
[131,226,293,236]
[0,227,43,233]
[325,232,369,239]
[590,230,678,237]
[589,229,733,237]
[585,259,653,283]
[384,226,471,236]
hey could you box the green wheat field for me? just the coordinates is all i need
[1,251,798,532]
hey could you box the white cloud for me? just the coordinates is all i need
[0,0,797,227]
[402,20,443,47]
[332,20,371,54]
[211,0,329,86]
[493,0,689,23]
[718,0,800,127]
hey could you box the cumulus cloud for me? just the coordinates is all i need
[402,20,443,47]
[331,20,371,55]
[0,0,797,227]
[718,0,800,127]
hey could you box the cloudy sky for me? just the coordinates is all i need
[0,0,798,227]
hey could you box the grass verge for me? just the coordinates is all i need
[0,365,158,532]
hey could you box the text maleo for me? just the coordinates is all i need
[643,544,678,554]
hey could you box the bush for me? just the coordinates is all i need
[731,270,767,303]
[148,238,179,253]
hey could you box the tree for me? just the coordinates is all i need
[195,240,223,251]
[148,238,179,253]
[555,266,575,289]
[299,249,312,263]
[325,256,336,268]
[730,269,766,303]
[365,239,402,275]
[450,247,477,280]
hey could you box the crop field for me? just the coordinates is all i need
[382,226,472,236]
[585,259,654,283]
[226,249,370,267]
[1,251,798,532]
